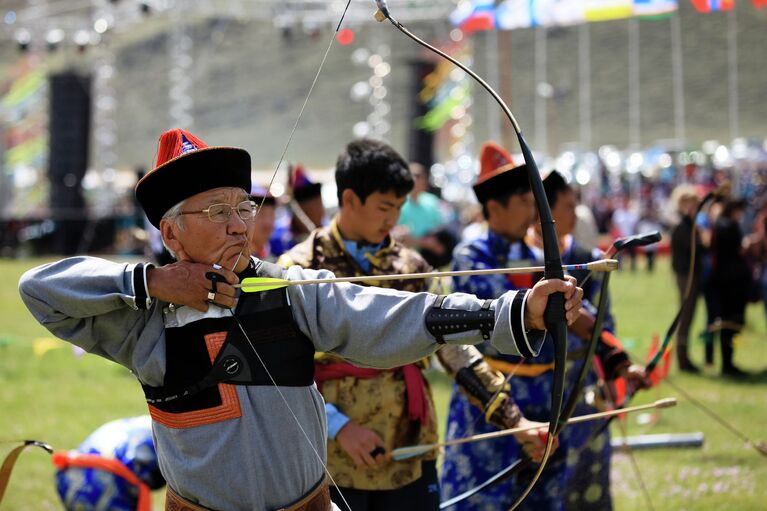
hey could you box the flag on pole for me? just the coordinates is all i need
[690,0,735,12]
[585,0,635,21]
[496,0,586,29]
[458,0,683,32]
[449,0,497,34]
[495,0,535,29]
[633,0,679,18]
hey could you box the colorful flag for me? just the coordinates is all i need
[496,0,585,29]
[452,0,692,32]
[449,0,497,34]
[690,0,735,12]
[495,0,535,30]
[585,0,635,21]
[633,0,679,18]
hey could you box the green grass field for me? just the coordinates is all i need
[1,256,765,510]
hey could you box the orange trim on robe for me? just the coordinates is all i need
[148,332,242,429]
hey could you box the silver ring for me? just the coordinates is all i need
[212,263,222,270]
[207,291,216,302]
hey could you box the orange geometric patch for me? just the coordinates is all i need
[148,332,242,429]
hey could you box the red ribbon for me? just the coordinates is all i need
[315,362,429,425]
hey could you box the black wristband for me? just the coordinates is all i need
[133,263,155,310]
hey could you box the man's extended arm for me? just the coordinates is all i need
[283,265,581,369]
[18,257,164,378]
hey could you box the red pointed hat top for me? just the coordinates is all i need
[155,128,209,167]
[289,163,322,202]
[135,128,251,228]
[477,141,515,185]
[472,141,530,203]
[289,163,314,188]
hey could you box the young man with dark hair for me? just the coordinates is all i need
[281,138,438,509]
[333,139,414,210]
[280,139,550,510]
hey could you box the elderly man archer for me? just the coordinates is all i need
[19,128,583,511]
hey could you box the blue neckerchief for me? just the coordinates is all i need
[486,229,512,267]
[486,229,535,267]
[343,239,386,273]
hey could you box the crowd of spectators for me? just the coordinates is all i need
[230,140,766,377]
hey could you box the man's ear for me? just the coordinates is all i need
[486,198,503,218]
[159,219,185,259]
[340,188,360,210]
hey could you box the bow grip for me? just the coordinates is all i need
[543,291,566,330]
[542,255,566,330]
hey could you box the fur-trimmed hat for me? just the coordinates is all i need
[472,141,530,203]
[135,128,251,228]
[289,164,322,202]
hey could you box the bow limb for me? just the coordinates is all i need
[556,269,612,433]
[372,10,567,509]
[564,191,720,506]
[591,191,719,443]
[647,189,718,373]
[0,440,53,504]
[450,230,653,509]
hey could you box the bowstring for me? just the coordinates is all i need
[600,373,656,510]
[233,3,354,509]
[256,0,353,216]
[229,312,353,511]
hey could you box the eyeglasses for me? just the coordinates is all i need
[178,200,258,223]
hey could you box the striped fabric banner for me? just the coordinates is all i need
[690,0,735,12]
[453,0,685,32]
[584,0,635,21]
[634,0,679,17]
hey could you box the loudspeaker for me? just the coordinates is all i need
[406,59,435,170]
[48,72,91,254]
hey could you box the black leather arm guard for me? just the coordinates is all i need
[426,296,495,344]
[436,344,522,429]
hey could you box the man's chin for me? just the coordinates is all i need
[218,246,248,271]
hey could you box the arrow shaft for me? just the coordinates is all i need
[237,260,618,289]
[391,398,676,459]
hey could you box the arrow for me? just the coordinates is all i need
[391,398,677,461]
[236,259,619,292]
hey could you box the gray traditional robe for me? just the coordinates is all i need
[19,256,541,510]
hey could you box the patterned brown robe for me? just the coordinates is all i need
[279,219,439,490]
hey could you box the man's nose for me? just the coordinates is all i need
[226,211,248,234]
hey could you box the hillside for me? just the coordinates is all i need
[5,2,766,170]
